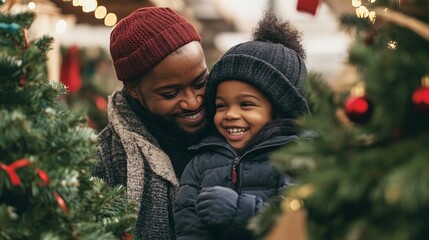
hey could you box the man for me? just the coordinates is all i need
[92,7,210,240]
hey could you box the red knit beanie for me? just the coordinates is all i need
[110,7,202,82]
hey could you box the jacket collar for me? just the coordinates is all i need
[189,134,297,155]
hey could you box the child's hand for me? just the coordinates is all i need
[196,186,238,226]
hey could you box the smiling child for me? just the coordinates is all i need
[174,10,310,240]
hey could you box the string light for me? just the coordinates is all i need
[369,10,376,23]
[27,1,36,10]
[387,40,398,49]
[72,0,83,7]
[356,6,370,18]
[94,6,107,19]
[64,0,118,27]
[56,19,68,33]
[104,13,117,27]
[352,0,362,8]
[352,0,377,20]
[82,0,97,13]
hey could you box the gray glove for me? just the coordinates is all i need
[196,186,238,226]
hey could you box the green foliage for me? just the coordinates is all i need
[0,11,136,239]
[252,0,429,239]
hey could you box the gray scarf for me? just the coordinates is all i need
[93,90,179,239]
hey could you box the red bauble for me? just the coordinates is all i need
[344,95,373,124]
[94,95,108,111]
[412,86,429,112]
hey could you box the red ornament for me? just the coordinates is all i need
[119,233,133,240]
[296,0,320,15]
[364,20,382,45]
[0,158,32,186]
[364,32,374,45]
[54,191,68,215]
[412,86,429,112]
[60,45,82,94]
[94,95,108,111]
[344,95,373,124]
[37,169,50,187]
[19,74,26,87]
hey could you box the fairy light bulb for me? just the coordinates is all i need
[352,0,362,7]
[387,40,398,49]
[72,0,83,6]
[28,1,36,9]
[104,13,117,27]
[95,6,107,19]
[356,6,370,18]
[369,11,376,23]
[82,0,97,13]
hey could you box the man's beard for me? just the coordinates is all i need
[175,121,209,142]
[150,112,210,143]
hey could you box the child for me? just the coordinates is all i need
[174,11,310,240]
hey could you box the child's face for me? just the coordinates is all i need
[214,80,272,150]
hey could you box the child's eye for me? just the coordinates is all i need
[215,103,226,109]
[241,102,255,107]
[160,91,179,99]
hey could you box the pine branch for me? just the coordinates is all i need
[375,7,429,41]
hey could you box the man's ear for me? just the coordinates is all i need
[123,81,140,100]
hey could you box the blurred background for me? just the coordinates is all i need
[4,0,358,131]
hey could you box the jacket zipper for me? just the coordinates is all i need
[232,156,240,185]
[193,137,296,190]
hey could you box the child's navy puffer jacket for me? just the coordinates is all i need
[174,135,296,240]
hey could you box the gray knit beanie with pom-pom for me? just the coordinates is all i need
[206,11,309,119]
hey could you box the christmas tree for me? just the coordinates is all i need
[251,0,429,239]
[0,10,135,239]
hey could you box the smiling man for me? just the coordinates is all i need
[92,7,211,240]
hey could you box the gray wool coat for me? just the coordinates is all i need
[92,90,179,240]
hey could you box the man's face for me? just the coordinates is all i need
[127,41,209,135]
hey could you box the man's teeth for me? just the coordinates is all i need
[226,128,248,135]
[182,111,202,119]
